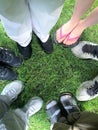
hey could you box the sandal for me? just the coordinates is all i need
[59,92,80,114]
[46,100,61,124]
[54,25,80,48]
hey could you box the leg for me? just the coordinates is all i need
[0,109,28,130]
[56,0,95,44]
[0,0,32,47]
[0,0,32,59]
[68,111,98,130]
[0,96,9,119]
[29,0,65,42]
[2,97,43,130]
[80,6,98,28]
[28,0,65,53]
[52,112,98,130]
[63,6,98,45]
[51,122,72,130]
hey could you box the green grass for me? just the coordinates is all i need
[0,1,98,130]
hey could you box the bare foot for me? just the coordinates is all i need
[55,20,78,43]
[63,21,85,46]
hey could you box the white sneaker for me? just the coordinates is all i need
[71,41,98,61]
[1,80,24,103]
[76,76,98,101]
[22,97,43,118]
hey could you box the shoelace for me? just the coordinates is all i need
[0,50,12,62]
[87,81,98,96]
[82,44,98,58]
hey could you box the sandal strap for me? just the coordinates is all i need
[46,104,60,118]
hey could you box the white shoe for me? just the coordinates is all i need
[71,41,98,61]
[76,76,98,101]
[1,80,24,103]
[23,97,43,118]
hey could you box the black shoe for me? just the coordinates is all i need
[46,100,61,124]
[38,36,53,54]
[59,93,80,115]
[17,43,32,60]
[0,66,17,80]
[0,47,22,67]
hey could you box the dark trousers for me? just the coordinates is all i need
[52,112,98,130]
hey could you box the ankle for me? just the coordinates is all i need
[69,18,80,26]
[79,20,88,30]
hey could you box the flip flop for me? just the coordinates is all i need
[62,35,81,48]
[54,23,80,48]
[54,26,70,44]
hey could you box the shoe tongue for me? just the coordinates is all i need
[87,81,98,96]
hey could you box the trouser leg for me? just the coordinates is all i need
[52,111,98,130]
[51,116,72,130]
[0,95,9,119]
[0,0,32,47]
[68,112,98,130]
[1,108,29,130]
[28,0,65,42]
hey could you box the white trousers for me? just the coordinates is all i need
[0,0,65,47]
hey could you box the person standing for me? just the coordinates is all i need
[0,0,66,59]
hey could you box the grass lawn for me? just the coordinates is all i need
[0,0,98,130]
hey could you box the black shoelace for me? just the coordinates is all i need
[82,44,98,58]
[87,81,98,96]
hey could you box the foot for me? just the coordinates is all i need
[55,20,78,44]
[38,36,53,54]
[17,43,32,60]
[0,66,17,80]
[76,76,98,101]
[59,93,80,114]
[1,80,24,104]
[63,21,85,46]
[71,41,98,60]
[0,47,22,67]
[46,100,61,124]
[22,97,43,118]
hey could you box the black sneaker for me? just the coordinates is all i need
[59,93,80,115]
[0,66,17,80]
[46,100,61,124]
[0,47,22,67]
[38,36,53,54]
[17,43,32,60]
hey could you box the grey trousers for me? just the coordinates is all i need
[0,0,65,46]
[0,95,28,130]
